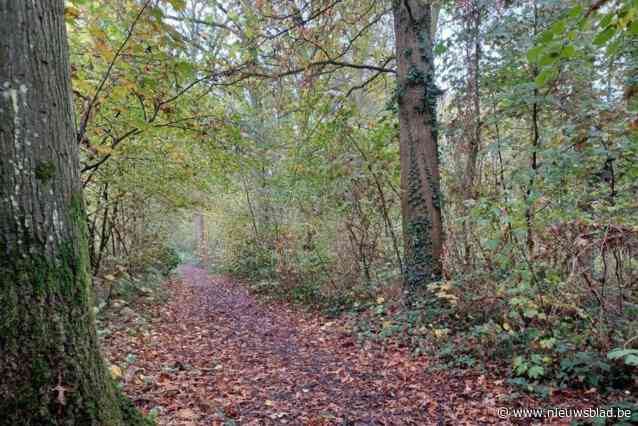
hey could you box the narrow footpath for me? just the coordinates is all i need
[102,265,569,425]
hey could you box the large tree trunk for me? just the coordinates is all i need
[393,0,444,294]
[0,1,147,424]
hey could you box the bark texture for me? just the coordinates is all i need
[193,210,208,264]
[0,1,148,424]
[393,0,444,293]
[461,3,481,269]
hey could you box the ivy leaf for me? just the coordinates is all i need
[607,348,638,360]
[539,52,559,66]
[538,30,554,44]
[567,5,583,18]
[607,38,622,56]
[550,20,566,35]
[593,26,616,45]
[599,13,614,29]
[625,355,638,366]
[535,67,556,87]
[527,365,544,379]
[434,42,447,55]
[561,45,576,59]
[527,46,543,63]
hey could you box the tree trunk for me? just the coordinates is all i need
[0,1,147,424]
[393,0,444,294]
[461,3,482,270]
[193,210,208,264]
[526,0,540,258]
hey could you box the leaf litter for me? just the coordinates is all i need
[101,265,610,425]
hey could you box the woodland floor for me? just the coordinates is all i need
[101,265,603,425]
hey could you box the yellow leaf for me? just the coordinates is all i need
[95,145,113,155]
[168,0,187,11]
[433,328,449,339]
[439,281,452,291]
[72,78,94,95]
[102,49,115,62]
[104,274,116,281]
[64,6,80,23]
[376,296,385,304]
[265,400,274,406]
[109,365,122,380]
[111,85,129,99]
[89,26,107,42]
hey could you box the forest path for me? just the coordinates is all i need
[103,265,524,425]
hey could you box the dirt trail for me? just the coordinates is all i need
[102,265,534,425]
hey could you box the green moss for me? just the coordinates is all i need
[31,357,50,384]
[67,191,94,307]
[117,390,155,426]
[0,274,19,339]
[0,191,152,425]
[34,161,56,182]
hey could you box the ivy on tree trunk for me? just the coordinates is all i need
[393,0,444,296]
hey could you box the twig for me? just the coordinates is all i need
[77,0,152,144]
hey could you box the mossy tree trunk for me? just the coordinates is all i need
[0,2,147,424]
[393,0,444,295]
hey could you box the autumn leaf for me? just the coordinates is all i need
[109,365,122,380]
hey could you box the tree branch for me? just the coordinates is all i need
[77,0,151,144]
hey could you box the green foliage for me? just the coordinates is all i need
[64,0,638,406]
[528,1,638,87]
[559,352,613,389]
[34,161,56,182]
[228,239,275,279]
[154,246,180,276]
[116,390,155,426]
[608,348,638,367]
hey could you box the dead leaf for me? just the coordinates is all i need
[109,365,122,380]
[176,408,196,419]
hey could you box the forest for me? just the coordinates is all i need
[0,0,637,424]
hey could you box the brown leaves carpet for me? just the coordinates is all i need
[102,265,588,425]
